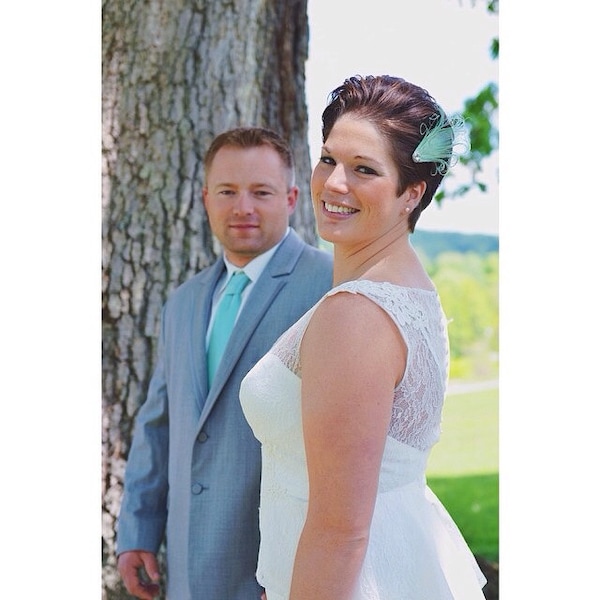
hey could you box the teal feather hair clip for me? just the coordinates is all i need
[412,112,470,176]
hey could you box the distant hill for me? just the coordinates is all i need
[412,230,499,260]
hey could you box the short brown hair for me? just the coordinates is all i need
[204,127,296,187]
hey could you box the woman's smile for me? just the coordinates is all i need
[322,201,359,215]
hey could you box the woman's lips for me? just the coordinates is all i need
[323,201,358,215]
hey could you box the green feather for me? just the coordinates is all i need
[412,113,470,175]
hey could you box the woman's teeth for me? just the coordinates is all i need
[324,202,358,214]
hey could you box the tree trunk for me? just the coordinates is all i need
[102,1,312,596]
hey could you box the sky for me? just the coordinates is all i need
[305,0,499,235]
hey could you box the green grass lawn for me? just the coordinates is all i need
[427,386,499,562]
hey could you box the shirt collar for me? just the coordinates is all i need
[222,227,289,284]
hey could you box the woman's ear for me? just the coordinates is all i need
[403,181,426,212]
[409,181,427,205]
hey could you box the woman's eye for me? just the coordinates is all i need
[357,165,377,175]
[319,155,335,166]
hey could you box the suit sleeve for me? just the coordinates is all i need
[116,306,170,555]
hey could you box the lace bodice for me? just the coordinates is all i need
[269,280,449,451]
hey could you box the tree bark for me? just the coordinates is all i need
[102,1,312,596]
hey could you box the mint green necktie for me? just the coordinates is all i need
[207,271,250,387]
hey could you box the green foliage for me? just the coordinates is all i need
[437,81,499,204]
[428,388,499,476]
[427,387,499,561]
[486,0,499,17]
[412,230,498,261]
[436,0,498,204]
[490,36,499,60]
[412,232,499,381]
[461,82,499,172]
[428,474,499,561]
[428,251,499,380]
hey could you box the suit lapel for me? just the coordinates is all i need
[191,260,226,410]
[198,231,304,426]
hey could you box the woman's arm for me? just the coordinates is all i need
[290,291,406,599]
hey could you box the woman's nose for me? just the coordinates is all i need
[324,164,349,192]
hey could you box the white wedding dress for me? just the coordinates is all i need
[240,280,487,599]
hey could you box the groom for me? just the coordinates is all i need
[116,127,332,599]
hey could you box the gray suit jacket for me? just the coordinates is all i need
[117,230,333,599]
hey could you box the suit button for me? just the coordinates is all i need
[198,431,208,443]
[192,483,204,495]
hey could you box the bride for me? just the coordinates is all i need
[241,74,485,600]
